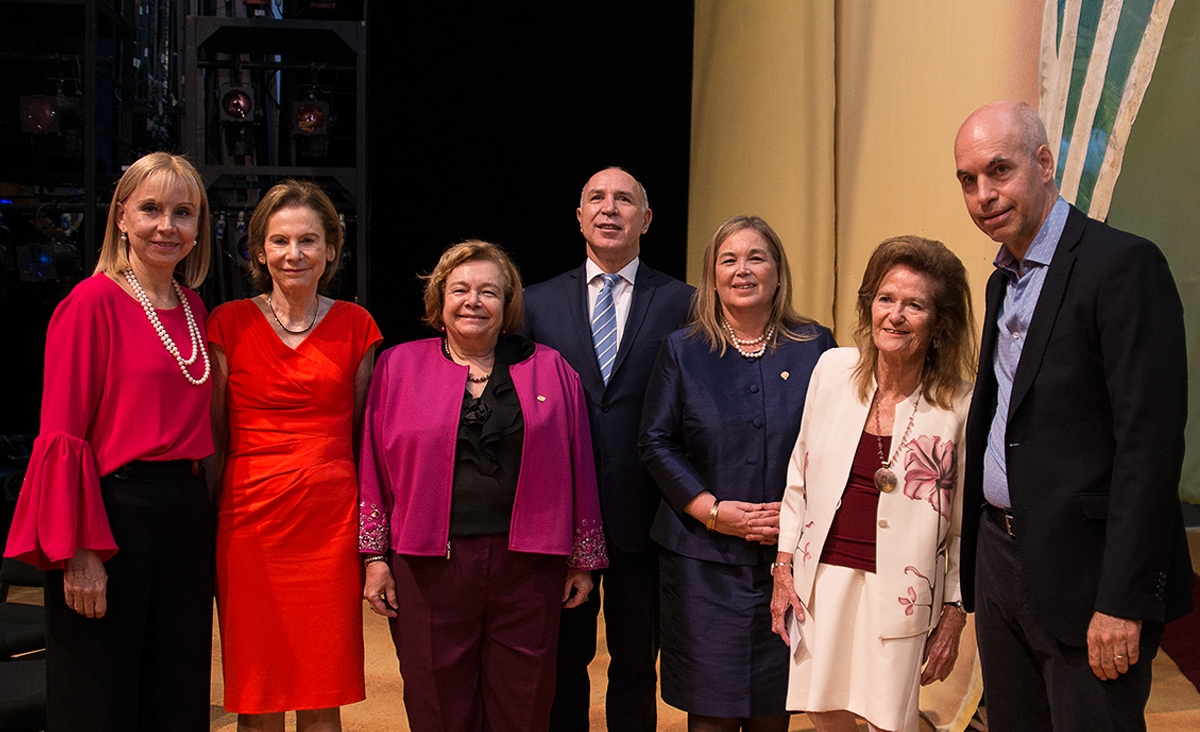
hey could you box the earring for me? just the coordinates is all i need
[120,232,128,243]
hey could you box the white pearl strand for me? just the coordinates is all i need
[123,268,211,386]
[720,317,774,360]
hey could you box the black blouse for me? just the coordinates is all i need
[446,334,531,537]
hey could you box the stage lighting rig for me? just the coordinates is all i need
[218,81,259,157]
[292,85,333,157]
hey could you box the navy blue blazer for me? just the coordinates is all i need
[962,204,1193,644]
[524,262,694,553]
[639,325,835,565]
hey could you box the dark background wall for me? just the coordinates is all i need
[0,3,695,437]
[366,3,695,346]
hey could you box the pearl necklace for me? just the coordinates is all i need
[720,317,774,360]
[123,269,211,386]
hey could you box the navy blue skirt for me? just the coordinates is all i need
[658,549,790,717]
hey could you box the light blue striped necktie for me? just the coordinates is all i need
[591,273,621,385]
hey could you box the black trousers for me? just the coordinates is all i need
[974,513,1161,732]
[550,544,660,732]
[44,463,215,732]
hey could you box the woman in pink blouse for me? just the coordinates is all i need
[358,240,607,731]
[4,153,215,732]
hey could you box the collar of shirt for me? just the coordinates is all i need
[993,196,1069,282]
[585,256,640,289]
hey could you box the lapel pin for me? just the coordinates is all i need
[537,395,547,402]
[781,371,790,380]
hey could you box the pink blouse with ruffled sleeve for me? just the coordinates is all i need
[3,273,214,570]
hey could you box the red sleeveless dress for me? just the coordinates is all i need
[210,299,381,713]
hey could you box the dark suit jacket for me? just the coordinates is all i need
[638,326,835,565]
[524,262,694,553]
[962,204,1193,645]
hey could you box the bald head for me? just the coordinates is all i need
[958,101,1049,160]
[954,101,1059,258]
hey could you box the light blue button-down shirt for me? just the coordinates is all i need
[983,197,1069,509]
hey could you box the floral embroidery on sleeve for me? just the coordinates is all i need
[358,501,389,554]
[569,519,608,570]
[902,435,956,519]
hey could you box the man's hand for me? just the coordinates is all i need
[1087,611,1142,680]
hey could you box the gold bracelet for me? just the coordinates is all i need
[706,500,721,531]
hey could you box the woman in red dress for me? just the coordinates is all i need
[209,180,381,732]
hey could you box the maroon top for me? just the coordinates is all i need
[819,431,885,572]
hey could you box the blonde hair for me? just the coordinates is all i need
[422,240,525,335]
[94,152,211,289]
[689,215,819,355]
[851,235,977,410]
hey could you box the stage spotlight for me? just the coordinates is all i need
[218,82,258,157]
[292,86,332,157]
[18,83,83,156]
[19,96,59,133]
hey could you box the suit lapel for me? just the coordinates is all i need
[978,270,1005,384]
[1008,208,1084,418]
[610,263,655,384]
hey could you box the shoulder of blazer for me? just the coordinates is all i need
[525,263,586,299]
[635,261,694,297]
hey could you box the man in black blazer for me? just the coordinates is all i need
[524,167,693,732]
[954,101,1192,731]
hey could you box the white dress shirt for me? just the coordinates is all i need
[585,257,639,352]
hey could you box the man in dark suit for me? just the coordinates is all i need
[954,101,1193,731]
[524,167,694,731]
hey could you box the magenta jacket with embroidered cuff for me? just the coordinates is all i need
[358,338,607,570]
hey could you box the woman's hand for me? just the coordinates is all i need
[769,552,803,645]
[715,500,781,544]
[364,561,398,618]
[562,569,593,609]
[921,603,967,685]
[64,549,108,618]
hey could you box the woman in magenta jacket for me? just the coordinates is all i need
[358,240,607,732]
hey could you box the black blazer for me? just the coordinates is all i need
[961,205,1193,645]
[524,262,694,553]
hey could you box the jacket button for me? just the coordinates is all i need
[752,418,763,428]
[749,384,760,393]
[878,519,888,528]
[600,403,610,413]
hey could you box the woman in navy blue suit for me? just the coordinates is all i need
[640,215,835,731]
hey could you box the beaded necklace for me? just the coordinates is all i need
[123,269,211,386]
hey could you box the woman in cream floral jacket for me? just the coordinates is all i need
[771,236,975,732]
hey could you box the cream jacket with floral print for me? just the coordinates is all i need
[778,348,971,640]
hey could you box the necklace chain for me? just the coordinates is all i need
[123,269,211,386]
[266,294,318,335]
[442,338,491,383]
[720,317,774,360]
[871,389,920,493]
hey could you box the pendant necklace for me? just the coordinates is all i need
[872,389,920,493]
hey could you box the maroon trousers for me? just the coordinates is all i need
[389,535,566,732]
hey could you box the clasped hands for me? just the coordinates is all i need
[706,498,781,545]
